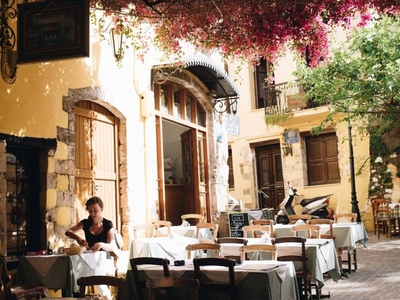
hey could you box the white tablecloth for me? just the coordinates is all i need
[274,222,368,252]
[16,251,114,295]
[218,238,340,288]
[157,225,212,240]
[129,236,199,263]
[125,260,299,300]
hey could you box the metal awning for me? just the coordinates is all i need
[183,54,240,100]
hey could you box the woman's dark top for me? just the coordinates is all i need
[81,217,113,248]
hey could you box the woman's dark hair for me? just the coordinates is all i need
[85,196,104,210]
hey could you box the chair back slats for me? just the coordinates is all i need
[240,244,277,261]
[291,224,321,239]
[77,276,125,300]
[288,214,312,224]
[250,219,275,237]
[196,223,219,242]
[181,214,204,225]
[146,277,199,300]
[334,212,357,223]
[242,225,271,238]
[130,257,170,300]
[306,219,334,239]
[186,243,221,259]
[152,220,172,237]
[193,257,237,300]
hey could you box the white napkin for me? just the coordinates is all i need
[80,252,97,269]
[275,265,288,282]
[261,233,271,243]
[294,219,305,226]
[181,220,190,227]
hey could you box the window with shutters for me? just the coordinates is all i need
[254,58,274,109]
[306,133,340,185]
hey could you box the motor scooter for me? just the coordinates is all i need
[276,186,331,224]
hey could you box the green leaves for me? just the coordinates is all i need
[295,15,400,136]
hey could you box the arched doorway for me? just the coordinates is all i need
[74,100,120,229]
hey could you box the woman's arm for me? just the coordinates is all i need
[65,222,89,249]
[91,227,118,252]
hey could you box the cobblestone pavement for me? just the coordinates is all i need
[321,233,400,299]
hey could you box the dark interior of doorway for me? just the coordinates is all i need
[162,120,193,225]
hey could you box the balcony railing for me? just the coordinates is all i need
[262,81,329,115]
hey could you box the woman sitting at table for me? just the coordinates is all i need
[65,196,118,299]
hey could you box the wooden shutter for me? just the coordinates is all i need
[306,133,340,185]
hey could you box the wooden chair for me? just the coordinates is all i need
[307,219,334,239]
[307,219,337,295]
[181,213,204,225]
[242,224,271,238]
[217,238,248,260]
[186,243,221,259]
[291,224,321,239]
[130,257,170,300]
[288,214,312,224]
[372,199,397,239]
[152,220,172,237]
[193,257,238,300]
[240,244,277,261]
[146,277,199,300]
[251,219,275,237]
[77,276,125,300]
[334,213,358,274]
[196,222,219,242]
[133,223,157,239]
[0,255,48,300]
[334,213,357,224]
[272,237,311,300]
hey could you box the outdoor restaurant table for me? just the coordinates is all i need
[16,251,114,296]
[274,222,368,252]
[157,225,212,240]
[378,202,400,218]
[124,259,299,300]
[129,236,199,261]
[217,238,341,289]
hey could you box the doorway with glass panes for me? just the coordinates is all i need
[154,82,210,225]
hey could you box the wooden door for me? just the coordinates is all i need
[181,130,197,215]
[256,145,284,212]
[74,102,119,228]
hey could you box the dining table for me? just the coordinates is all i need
[16,251,115,296]
[216,237,341,289]
[273,222,368,253]
[378,202,400,218]
[124,259,299,300]
[156,225,212,240]
[129,235,200,262]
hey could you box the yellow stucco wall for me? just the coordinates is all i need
[0,34,139,139]
[227,53,373,231]
[0,22,152,238]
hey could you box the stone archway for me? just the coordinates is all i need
[56,87,131,249]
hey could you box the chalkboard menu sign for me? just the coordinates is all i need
[228,212,250,237]
[262,208,275,221]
